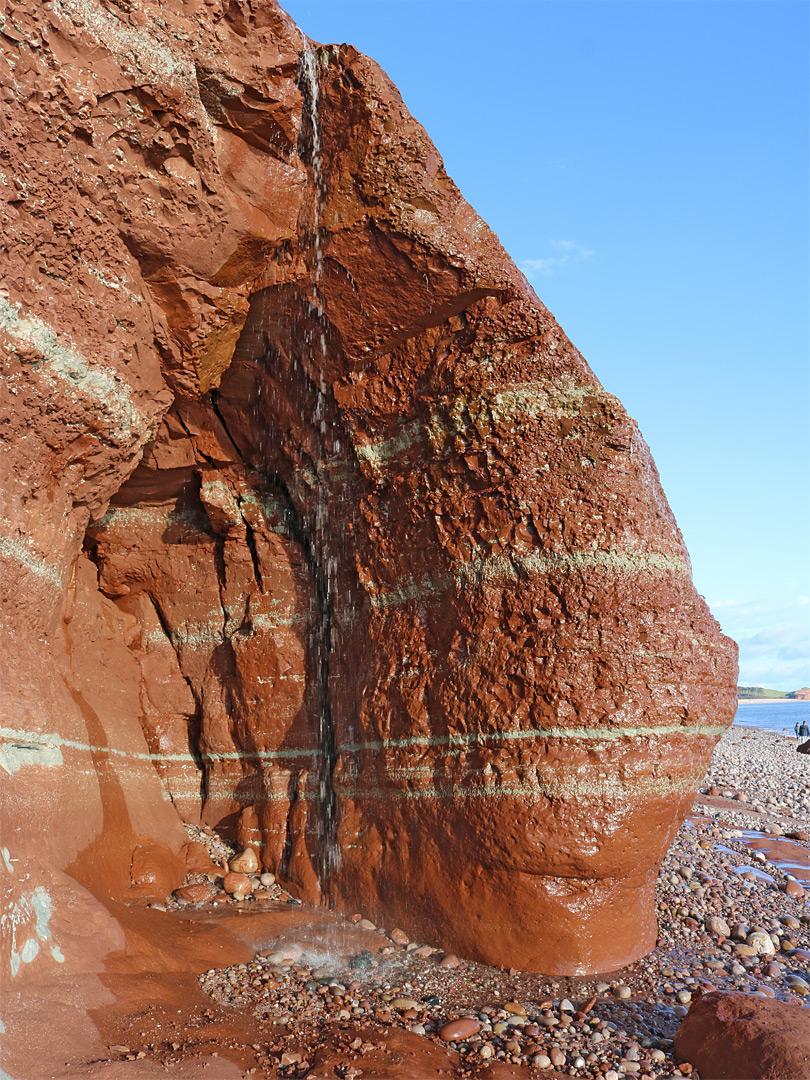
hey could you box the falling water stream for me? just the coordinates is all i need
[297,42,340,894]
[300,46,325,320]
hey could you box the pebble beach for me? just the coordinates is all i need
[133,725,810,1078]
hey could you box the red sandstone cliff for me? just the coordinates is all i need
[0,1,736,1071]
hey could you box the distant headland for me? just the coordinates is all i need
[738,686,810,701]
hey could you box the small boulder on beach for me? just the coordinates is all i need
[674,990,810,1079]
[222,871,252,896]
[228,848,259,874]
[183,841,221,875]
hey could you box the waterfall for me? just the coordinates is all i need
[298,42,340,892]
[300,46,325,326]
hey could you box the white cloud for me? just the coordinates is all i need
[707,595,810,690]
[520,240,594,279]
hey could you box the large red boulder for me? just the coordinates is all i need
[1,19,737,1077]
[674,991,810,1080]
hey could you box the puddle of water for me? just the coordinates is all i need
[712,845,775,882]
[714,844,736,856]
[182,903,386,964]
[713,832,810,885]
[733,864,775,883]
[739,830,810,886]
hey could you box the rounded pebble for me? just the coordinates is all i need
[439,1018,480,1041]
[747,931,776,955]
[390,997,419,1011]
[706,916,731,937]
[785,974,810,995]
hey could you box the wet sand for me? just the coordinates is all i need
[37,726,810,1079]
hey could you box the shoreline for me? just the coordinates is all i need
[735,726,798,737]
[737,698,807,705]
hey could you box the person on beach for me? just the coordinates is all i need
[796,720,803,737]
[799,720,810,738]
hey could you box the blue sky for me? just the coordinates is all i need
[283,0,809,690]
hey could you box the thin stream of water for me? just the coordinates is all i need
[298,41,340,893]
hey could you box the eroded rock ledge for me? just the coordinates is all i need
[0,4,736,1053]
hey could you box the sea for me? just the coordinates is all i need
[733,699,810,735]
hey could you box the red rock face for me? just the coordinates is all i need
[86,421,325,900]
[0,5,736,1045]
